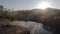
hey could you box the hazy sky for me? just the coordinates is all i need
[0,0,60,10]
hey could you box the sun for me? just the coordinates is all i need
[37,2,51,9]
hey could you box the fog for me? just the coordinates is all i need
[12,21,52,34]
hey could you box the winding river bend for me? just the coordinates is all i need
[12,21,52,34]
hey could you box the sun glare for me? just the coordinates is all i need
[37,2,51,9]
